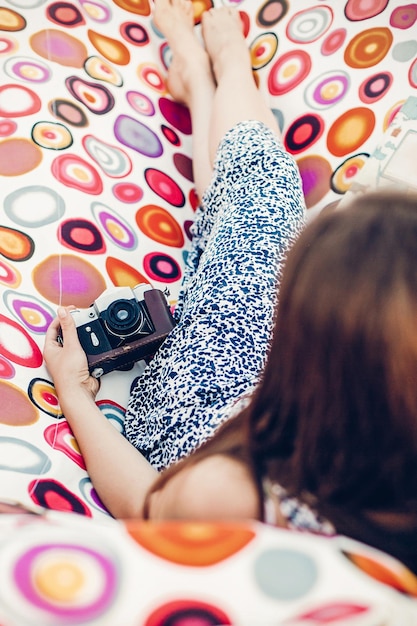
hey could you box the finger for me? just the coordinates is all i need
[57,306,80,347]
[45,306,77,344]
[45,315,61,343]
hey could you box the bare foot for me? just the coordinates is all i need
[201,8,251,84]
[153,0,212,105]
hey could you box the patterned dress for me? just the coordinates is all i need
[124,120,306,470]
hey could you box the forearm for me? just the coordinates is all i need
[59,387,158,519]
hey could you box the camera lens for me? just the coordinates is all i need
[105,299,144,336]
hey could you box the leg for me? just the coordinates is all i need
[154,3,281,198]
[154,3,283,317]
[154,0,215,200]
[201,8,281,163]
[124,3,306,469]
[125,120,306,469]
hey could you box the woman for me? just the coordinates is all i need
[149,190,417,574]
[44,1,305,517]
[44,0,417,573]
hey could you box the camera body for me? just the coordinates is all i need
[71,284,176,378]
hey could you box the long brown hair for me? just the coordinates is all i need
[145,191,417,519]
[250,190,417,514]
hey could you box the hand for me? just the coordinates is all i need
[43,306,100,400]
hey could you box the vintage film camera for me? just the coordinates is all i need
[70,284,176,378]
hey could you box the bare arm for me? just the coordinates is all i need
[147,454,261,520]
[43,306,158,519]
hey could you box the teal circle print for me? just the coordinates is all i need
[254,548,318,600]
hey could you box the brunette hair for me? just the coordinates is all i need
[250,190,417,515]
[145,190,417,520]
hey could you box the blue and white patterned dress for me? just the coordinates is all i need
[124,120,306,470]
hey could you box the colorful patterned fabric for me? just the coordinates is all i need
[1,1,417,611]
[0,512,415,624]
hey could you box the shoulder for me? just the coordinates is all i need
[148,454,260,521]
